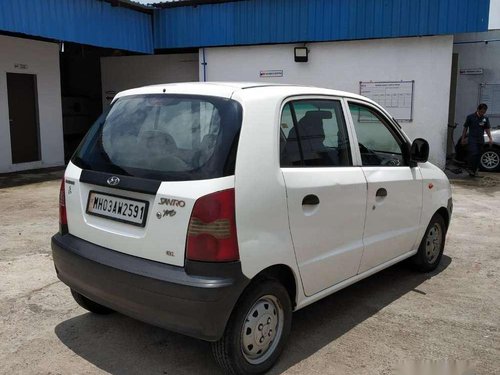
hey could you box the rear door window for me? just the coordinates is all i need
[72,95,242,181]
[280,99,352,167]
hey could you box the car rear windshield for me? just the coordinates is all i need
[72,94,242,181]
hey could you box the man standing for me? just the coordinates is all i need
[461,103,494,177]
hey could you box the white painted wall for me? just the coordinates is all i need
[100,54,198,107]
[453,0,500,148]
[490,0,500,30]
[201,36,453,168]
[453,30,500,143]
[0,35,64,173]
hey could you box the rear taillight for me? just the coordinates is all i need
[186,189,239,262]
[59,179,67,233]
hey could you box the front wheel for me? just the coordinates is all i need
[412,214,446,272]
[480,148,500,171]
[212,279,292,375]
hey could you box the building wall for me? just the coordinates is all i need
[100,53,199,108]
[0,35,64,173]
[490,0,500,30]
[202,35,453,168]
[453,30,500,144]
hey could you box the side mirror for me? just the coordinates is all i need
[410,138,429,164]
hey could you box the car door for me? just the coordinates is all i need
[346,100,423,274]
[280,98,367,297]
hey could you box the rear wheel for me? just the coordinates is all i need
[71,289,114,315]
[480,148,500,171]
[412,214,446,272]
[212,279,292,375]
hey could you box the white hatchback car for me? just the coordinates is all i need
[52,82,452,374]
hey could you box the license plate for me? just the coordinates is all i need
[86,191,149,227]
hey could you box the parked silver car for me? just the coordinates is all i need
[455,127,500,172]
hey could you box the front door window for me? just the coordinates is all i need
[348,103,406,167]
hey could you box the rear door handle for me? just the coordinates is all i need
[302,194,320,205]
[376,188,387,197]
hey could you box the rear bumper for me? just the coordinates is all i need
[51,233,249,341]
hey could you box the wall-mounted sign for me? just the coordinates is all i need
[14,63,28,70]
[360,80,414,121]
[260,70,283,78]
[460,68,483,75]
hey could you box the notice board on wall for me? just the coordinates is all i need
[359,81,414,121]
[479,84,500,116]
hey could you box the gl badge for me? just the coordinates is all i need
[107,176,120,186]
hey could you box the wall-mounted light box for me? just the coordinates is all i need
[294,47,308,62]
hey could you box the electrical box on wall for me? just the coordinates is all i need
[294,47,308,62]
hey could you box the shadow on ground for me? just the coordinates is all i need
[55,256,451,374]
[0,167,64,189]
[445,168,500,196]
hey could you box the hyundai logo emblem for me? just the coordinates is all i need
[107,176,120,186]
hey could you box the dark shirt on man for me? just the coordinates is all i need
[464,113,490,144]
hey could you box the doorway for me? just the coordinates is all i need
[7,73,40,164]
[59,43,126,162]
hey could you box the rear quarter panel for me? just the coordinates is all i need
[232,92,302,297]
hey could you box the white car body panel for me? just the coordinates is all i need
[358,166,423,273]
[64,82,452,312]
[295,248,417,310]
[417,161,453,241]
[65,161,234,267]
[281,167,367,296]
[113,82,237,102]
[230,90,301,288]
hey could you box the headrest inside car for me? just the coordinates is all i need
[304,110,332,120]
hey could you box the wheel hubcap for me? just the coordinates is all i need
[481,151,499,169]
[241,295,284,365]
[425,223,442,263]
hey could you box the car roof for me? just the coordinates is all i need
[113,81,373,104]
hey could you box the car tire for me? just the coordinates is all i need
[412,214,446,273]
[480,148,500,172]
[211,278,292,375]
[71,289,114,315]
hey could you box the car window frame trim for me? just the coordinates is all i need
[278,95,358,169]
[343,98,413,168]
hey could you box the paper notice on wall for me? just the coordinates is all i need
[360,81,414,121]
[479,84,500,116]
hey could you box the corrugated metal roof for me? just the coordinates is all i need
[110,0,155,11]
[154,0,490,49]
[151,0,246,8]
[0,0,154,53]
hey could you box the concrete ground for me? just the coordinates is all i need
[0,170,498,375]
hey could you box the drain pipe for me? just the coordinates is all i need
[201,48,207,82]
